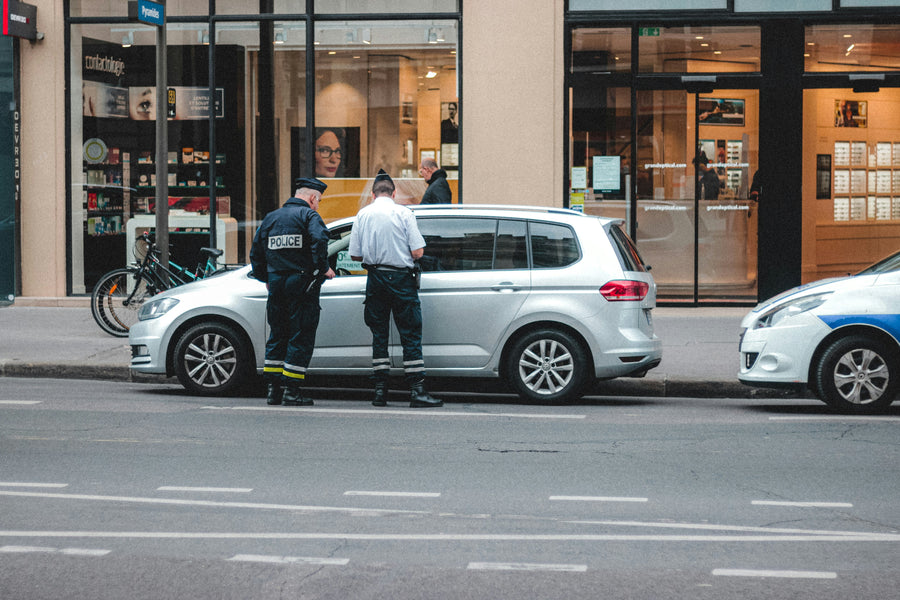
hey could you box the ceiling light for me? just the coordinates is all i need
[199,30,209,45]
[121,31,134,48]
[427,28,437,44]
[425,71,437,78]
[701,43,709,47]
[695,36,704,40]
[274,31,285,44]
[362,28,371,44]
[713,50,722,55]
[843,34,852,38]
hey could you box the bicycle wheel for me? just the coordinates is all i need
[90,268,153,337]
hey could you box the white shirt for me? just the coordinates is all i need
[349,196,425,269]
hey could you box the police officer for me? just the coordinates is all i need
[250,178,335,406]
[349,169,442,408]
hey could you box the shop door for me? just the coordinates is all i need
[635,88,758,303]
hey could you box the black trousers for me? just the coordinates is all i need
[264,271,321,388]
[363,269,424,384]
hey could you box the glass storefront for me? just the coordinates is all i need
[802,24,900,283]
[569,25,760,303]
[68,5,459,294]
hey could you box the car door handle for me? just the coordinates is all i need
[491,282,521,292]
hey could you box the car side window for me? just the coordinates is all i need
[418,217,496,272]
[494,219,528,270]
[529,221,580,268]
[327,224,365,276]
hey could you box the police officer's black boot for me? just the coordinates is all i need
[282,386,314,407]
[372,382,388,407]
[266,382,283,406]
[409,380,442,408]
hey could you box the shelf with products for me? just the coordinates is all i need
[82,145,131,237]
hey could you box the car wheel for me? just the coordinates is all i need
[174,322,251,396]
[813,335,899,414]
[506,328,590,404]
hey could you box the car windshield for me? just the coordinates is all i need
[857,250,900,275]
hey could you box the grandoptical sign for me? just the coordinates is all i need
[2,0,37,40]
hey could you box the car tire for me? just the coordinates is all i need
[174,322,251,396]
[506,328,590,405]
[813,334,898,414]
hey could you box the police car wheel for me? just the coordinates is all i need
[174,322,251,396]
[814,334,898,414]
[505,328,589,405]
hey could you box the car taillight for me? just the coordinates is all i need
[599,280,649,302]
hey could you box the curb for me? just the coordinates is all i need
[0,363,801,399]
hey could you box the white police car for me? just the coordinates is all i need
[739,250,900,413]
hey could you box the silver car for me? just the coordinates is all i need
[130,205,662,404]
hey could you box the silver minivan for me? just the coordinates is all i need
[130,205,662,404]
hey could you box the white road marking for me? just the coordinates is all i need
[157,487,253,493]
[229,554,349,565]
[344,491,440,498]
[0,482,68,488]
[0,545,109,556]
[0,401,41,405]
[565,519,883,538]
[769,416,899,422]
[0,490,426,515]
[713,568,837,579]
[752,500,853,508]
[204,406,585,420]
[550,496,648,503]
[468,562,586,572]
[2,531,898,542]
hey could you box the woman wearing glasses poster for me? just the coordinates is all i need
[291,127,361,181]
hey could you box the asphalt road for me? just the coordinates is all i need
[1,378,899,600]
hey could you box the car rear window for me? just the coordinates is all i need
[609,224,647,272]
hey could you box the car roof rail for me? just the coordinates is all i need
[410,204,587,217]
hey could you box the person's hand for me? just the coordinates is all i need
[325,268,336,279]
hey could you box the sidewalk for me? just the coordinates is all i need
[0,301,794,399]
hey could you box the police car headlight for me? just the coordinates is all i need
[754,292,831,329]
[139,297,179,320]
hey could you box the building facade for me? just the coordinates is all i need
[3,0,900,305]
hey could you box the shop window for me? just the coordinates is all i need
[309,20,459,217]
[571,28,631,74]
[638,25,759,74]
[316,0,458,13]
[805,24,900,73]
[734,0,831,10]
[802,87,900,281]
[570,0,725,8]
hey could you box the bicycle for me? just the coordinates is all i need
[91,232,227,337]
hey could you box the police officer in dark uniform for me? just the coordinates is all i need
[349,169,442,408]
[250,178,335,406]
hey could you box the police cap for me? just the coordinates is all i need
[294,177,328,193]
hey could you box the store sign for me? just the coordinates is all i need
[2,0,37,40]
[130,0,165,27]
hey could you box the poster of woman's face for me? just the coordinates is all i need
[291,127,361,183]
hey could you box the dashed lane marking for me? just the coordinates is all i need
[0,482,68,488]
[157,487,253,493]
[229,554,349,565]
[713,568,837,579]
[344,491,441,498]
[0,545,110,556]
[550,496,648,503]
[468,562,587,572]
[752,500,853,508]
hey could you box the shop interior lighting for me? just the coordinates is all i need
[274,30,285,44]
[121,31,134,48]
[199,30,209,45]
[425,71,437,78]
[362,28,371,44]
[427,28,438,44]
[346,30,357,44]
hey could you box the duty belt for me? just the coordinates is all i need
[364,264,409,272]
